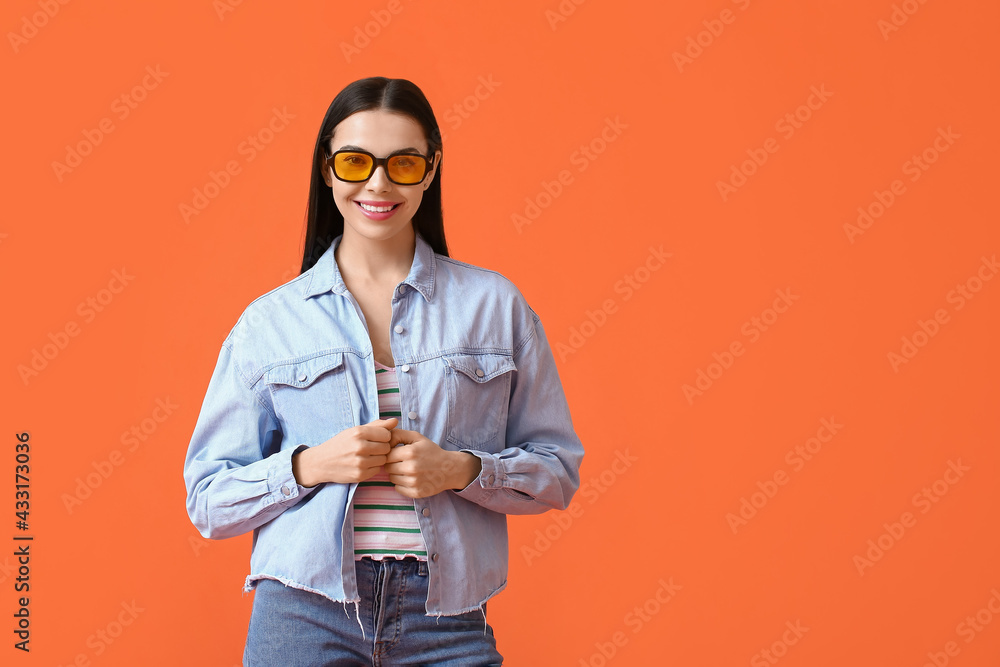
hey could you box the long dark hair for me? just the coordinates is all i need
[300,77,448,273]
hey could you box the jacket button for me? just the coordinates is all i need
[421,508,430,517]
[488,475,495,485]
[431,553,439,562]
[408,411,417,420]
[475,368,485,378]
[298,373,307,382]
[280,485,291,496]
[401,364,410,372]
[394,324,404,334]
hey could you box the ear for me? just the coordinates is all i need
[320,158,333,188]
[424,150,442,190]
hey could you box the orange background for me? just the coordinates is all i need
[3,0,999,664]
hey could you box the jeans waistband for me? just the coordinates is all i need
[358,555,428,576]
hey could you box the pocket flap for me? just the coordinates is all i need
[445,353,516,383]
[265,352,345,388]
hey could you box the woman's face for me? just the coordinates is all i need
[323,109,440,247]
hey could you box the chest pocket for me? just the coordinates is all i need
[264,352,353,444]
[444,353,516,451]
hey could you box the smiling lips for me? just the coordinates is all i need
[356,200,400,213]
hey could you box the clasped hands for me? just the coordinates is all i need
[291,417,481,498]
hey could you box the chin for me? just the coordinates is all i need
[345,218,414,242]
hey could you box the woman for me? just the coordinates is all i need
[184,76,584,665]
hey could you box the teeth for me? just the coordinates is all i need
[359,202,396,213]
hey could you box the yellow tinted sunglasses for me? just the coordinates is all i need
[325,149,434,186]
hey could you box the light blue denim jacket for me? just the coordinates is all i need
[183,233,583,616]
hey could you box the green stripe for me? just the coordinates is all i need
[355,549,427,555]
[380,411,401,418]
[358,481,395,487]
[354,527,421,533]
[375,368,387,374]
[377,387,399,395]
[354,504,412,511]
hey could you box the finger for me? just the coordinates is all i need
[384,447,414,465]
[387,472,420,489]
[390,428,423,445]
[383,460,402,474]
[384,448,401,464]
[369,417,398,430]
[364,441,392,457]
[358,461,389,482]
[393,484,417,499]
[361,422,396,442]
[366,454,388,467]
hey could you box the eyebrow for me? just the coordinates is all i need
[335,144,425,155]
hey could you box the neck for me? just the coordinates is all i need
[335,226,416,285]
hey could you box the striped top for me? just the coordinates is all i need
[351,360,427,560]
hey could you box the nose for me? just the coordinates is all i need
[366,164,392,193]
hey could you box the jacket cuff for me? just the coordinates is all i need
[454,450,502,501]
[268,444,310,504]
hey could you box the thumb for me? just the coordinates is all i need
[369,417,399,429]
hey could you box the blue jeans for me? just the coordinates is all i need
[244,557,503,666]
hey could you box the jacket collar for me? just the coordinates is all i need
[302,232,436,302]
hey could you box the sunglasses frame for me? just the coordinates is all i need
[324,149,435,186]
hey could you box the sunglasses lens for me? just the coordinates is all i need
[333,152,374,181]
[387,155,427,184]
[330,152,429,184]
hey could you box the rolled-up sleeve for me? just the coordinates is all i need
[455,315,584,514]
[183,339,315,539]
